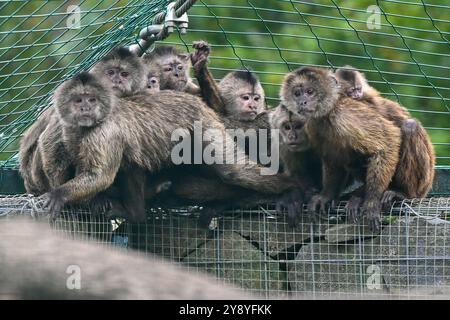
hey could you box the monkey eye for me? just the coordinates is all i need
[283,123,291,131]
[294,123,304,130]
[88,97,97,103]
[253,95,260,102]
[107,69,115,76]
[74,97,82,103]
[177,65,183,71]
[293,89,301,97]
[150,78,158,84]
[163,67,172,72]
[306,88,314,95]
[120,71,129,78]
[241,95,250,101]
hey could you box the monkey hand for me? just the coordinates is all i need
[191,40,211,72]
[381,190,405,213]
[361,200,382,233]
[345,195,363,223]
[276,188,304,227]
[307,194,332,224]
[38,190,65,221]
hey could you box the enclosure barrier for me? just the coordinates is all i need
[1,194,449,299]
[0,0,449,299]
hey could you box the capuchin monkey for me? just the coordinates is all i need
[154,40,278,226]
[335,66,435,207]
[142,45,199,94]
[38,72,294,221]
[90,46,148,97]
[269,104,322,226]
[280,66,402,232]
[19,47,149,195]
[0,219,249,299]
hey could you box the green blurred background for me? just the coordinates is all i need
[0,0,449,168]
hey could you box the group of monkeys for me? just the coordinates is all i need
[18,41,435,232]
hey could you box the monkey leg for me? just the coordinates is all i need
[116,167,147,223]
[276,188,305,227]
[307,162,346,223]
[362,150,399,232]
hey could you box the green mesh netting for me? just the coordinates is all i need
[0,0,449,169]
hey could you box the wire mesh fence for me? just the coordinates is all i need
[1,194,449,299]
[0,0,449,167]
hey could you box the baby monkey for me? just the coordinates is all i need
[335,66,435,207]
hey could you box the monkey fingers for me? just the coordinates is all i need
[39,191,64,221]
[276,189,304,227]
[381,190,406,214]
[307,194,331,224]
[361,200,382,233]
[345,195,362,224]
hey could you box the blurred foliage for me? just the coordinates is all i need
[0,0,449,166]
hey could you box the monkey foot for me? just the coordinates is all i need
[345,196,362,224]
[276,189,304,227]
[381,190,406,213]
[38,191,64,222]
[361,201,382,233]
[307,194,333,224]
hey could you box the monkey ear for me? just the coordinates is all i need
[178,54,190,62]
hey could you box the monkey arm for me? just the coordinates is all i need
[193,63,226,114]
[184,81,201,95]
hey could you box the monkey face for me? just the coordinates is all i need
[54,73,112,128]
[104,66,133,96]
[346,83,363,100]
[280,120,310,152]
[68,93,105,127]
[147,75,160,93]
[290,84,319,115]
[231,92,264,121]
[159,55,190,91]
[90,48,147,97]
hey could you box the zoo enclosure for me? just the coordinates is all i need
[0,0,449,299]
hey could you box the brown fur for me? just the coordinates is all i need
[0,219,248,299]
[39,73,294,220]
[282,67,402,231]
[19,47,149,195]
[335,66,435,199]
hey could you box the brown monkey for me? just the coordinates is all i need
[191,40,267,120]
[90,46,148,97]
[142,45,199,94]
[0,219,249,299]
[281,66,402,231]
[269,104,322,225]
[335,66,435,205]
[19,47,149,195]
[38,72,294,220]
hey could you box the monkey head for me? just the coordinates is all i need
[143,45,191,92]
[90,47,147,97]
[219,70,266,121]
[335,65,367,100]
[280,67,340,118]
[53,72,115,128]
[146,65,161,93]
[270,104,310,152]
